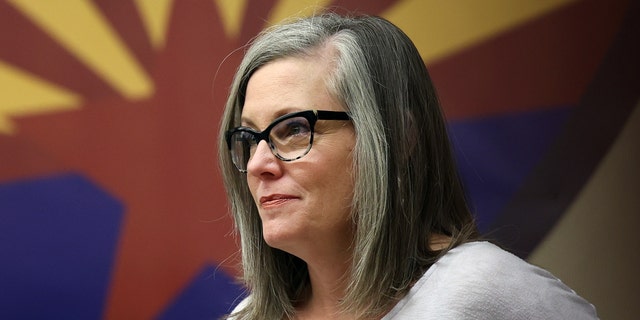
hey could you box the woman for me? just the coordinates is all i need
[218,13,597,319]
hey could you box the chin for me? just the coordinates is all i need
[262,229,302,253]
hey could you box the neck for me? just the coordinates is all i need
[294,248,353,319]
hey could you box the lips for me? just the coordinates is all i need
[259,194,298,207]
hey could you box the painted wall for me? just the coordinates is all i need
[0,0,637,319]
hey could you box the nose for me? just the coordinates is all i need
[246,140,282,177]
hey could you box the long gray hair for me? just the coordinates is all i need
[218,13,477,319]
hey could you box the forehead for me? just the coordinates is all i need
[240,55,339,128]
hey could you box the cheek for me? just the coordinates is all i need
[246,177,260,203]
[327,135,355,184]
[316,150,355,202]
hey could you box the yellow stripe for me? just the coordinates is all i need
[134,0,174,49]
[382,0,577,63]
[8,0,154,99]
[0,61,81,134]
[267,0,332,25]
[214,0,249,39]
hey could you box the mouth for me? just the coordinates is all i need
[259,194,298,207]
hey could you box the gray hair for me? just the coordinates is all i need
[218,13,477,319]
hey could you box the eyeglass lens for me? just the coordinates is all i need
[229,115,313,171]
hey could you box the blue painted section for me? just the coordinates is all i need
[448,107,573,232]
[0,173,123,320]
[157,265,246,320]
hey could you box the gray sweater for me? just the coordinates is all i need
[382,241,598,319]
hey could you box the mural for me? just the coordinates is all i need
[0,0,637,319]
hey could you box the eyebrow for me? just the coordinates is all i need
[239,117,256,129]
[240,107,307,129]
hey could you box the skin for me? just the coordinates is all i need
[241,50,356,318]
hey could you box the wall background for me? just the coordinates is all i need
[0,0,637,319]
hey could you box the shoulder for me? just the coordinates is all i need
[440,241,542,282]
[383,241,598,319]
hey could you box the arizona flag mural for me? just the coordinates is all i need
[0,0,638,319]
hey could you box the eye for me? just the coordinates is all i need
[273,117,311,139]
[287,121,309,136]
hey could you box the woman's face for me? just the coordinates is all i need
[241,55,356,260]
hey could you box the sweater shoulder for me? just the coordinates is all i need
[383,241,598,319]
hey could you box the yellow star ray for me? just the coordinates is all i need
[382,0,577,63]
[214,0,249,39]
[0,60,81,134]
[134,0,174,49]
[8,0,154,100]
[268,0,333,25]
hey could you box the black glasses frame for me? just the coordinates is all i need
[225,109,350,172]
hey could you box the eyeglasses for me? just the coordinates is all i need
[225,109,350,172]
